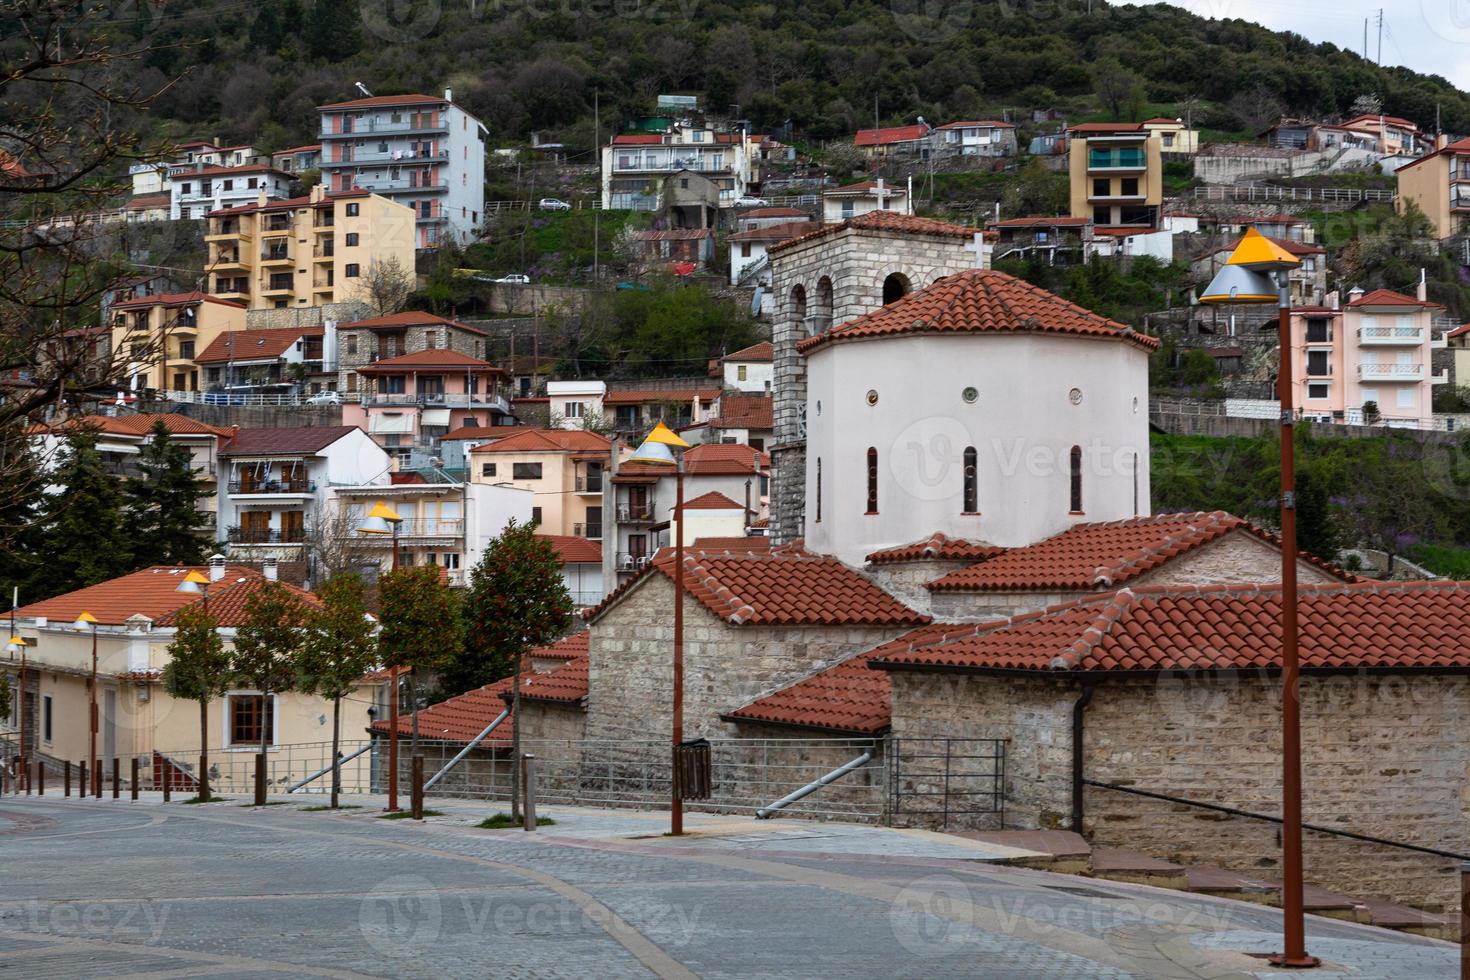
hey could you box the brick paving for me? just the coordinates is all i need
[0,794,1458,978]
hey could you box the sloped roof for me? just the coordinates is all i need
[370,677,515,747]
[109,290,245,311]
[769,210,980,256]
[468,428,610,454]
[504,655,589,705]
[601,387,721,406]
[610,133,664,145]
[536,534,603,563]
[195,328,321,364]
[339,311,488,335]
[853,124,930,146]
[439,425,526,443]
[707,395,773,431]
[170,163,288,179]
[681,490,745,511]
[728,221,813,243]
[690,537,772,554]
[531,632,590,661]
[866,533,1007,565]
[797,269,1158,356]
[724,341,773,361]
[588,548,929,628]
[355,348,506,373]
[615,441,768,480]
[739,207,807,219]
[126,194,171,209]
[1066,122,1145,134]
[1448,323,1470,340]
[37,413,232,439]
[320,93,444,110]
[10,565,262,626]
[1346,288,1445,310]
[154,576,320,627]
[220,425,362,457]
[994,216,1091,228]
[938,119,1015,129]
[926,512,1355,593]
[873,581,1470,674]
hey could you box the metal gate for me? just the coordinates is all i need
[887,737,1006,831]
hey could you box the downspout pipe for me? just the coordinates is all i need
[1071,682,1095,832]
[424,707,511,791]
[756,748,873,819]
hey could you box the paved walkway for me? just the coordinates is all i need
[0,793,1458,978]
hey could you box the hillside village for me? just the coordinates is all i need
[5,1,1470,974]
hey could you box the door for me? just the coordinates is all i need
[627,486,648,520]
[241,510,270,542]
[281,510,305,543]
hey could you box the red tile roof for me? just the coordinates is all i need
[937,119,1015,129]
[275,144,321,155]
[588,549,929,628]
[617,442,766,480]
[195,328,321,364]
[109,290,246,311]
[874,581,1470,674]
[601,387,721,406]
[926,512,1354,593]
[682,490,745,511]
[769,210,981,256]
[37,413,232,439]
[468,428,610,454]
[1448,323,1470,340]
[154,576,320,627]
[740,207,808,219]
[320,93,444,110]
[339,311,489,335]
[536,534,602,563]
[1066,122,1145,134]
[798,269,1158,356]
[724,341,773,362]
[994,216,1091,228]
[610,133,663,145]
[1341,113,1420,131]
[1346,288,1445,310]
[727,221,813,243]
[854,124,930,146]
[171,163,289,179]
[690,537,772,554]
[126,194,171,209]
[1194,235,1326,261]
[505,654,589,705]
[355,348,507,374]
[707,394,773,431]
[439,425,526,443]
[370,676,515,747]
[866,533,1007,565]
[11,565,263,626]
[531,632,590,661]
[220,425,363,457]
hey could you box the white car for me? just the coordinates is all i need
[733,196,769,208]
[495,273,531,285]
[306,390,342,406]
[538,198,572,211]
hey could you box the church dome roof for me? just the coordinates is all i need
[796,268,1159,355]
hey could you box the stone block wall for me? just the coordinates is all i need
[336,324,489,392]
[865,560,979,615]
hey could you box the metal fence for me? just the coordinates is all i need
[1186,185,1396,204]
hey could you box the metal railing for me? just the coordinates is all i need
[361,392,511,414]
[1359,362,1422,378]
[572,523,603,540]
[227,526,307,544]
[348,518,463,539]
[228,479,313,494]
[574,475,603,493]
[1359,326,1424,342]
[616,501,656,522]
[1187,185,1396,204]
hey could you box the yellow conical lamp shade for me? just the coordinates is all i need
[642,421,691,449]
[359,500,403,534]
[629,439,677,466]
[1227,228,1301,270]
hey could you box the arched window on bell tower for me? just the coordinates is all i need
[1069,445,1083,514]
[962,446,978,514]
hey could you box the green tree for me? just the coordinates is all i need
[1293,469,1340,562]
[1091,58,1145,119]
[305,0,361,61]
[230,581,309,803]
[248,0,282,50]
[128,421,214,568]
[163,603,230,802]
[301,573,377,808]
[29,428,132,601]
[379,565,462,757]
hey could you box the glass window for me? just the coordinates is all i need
[962,447,978,513]
[345,263,360,278]
[346,203,360,216]
[1070,446,1083,513]
[513,462,543,480]
[228,694,274,746]
[345,232,359,246]
[481,462,496,477]
[865,448,878,514]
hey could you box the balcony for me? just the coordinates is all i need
[615,552,653,573]
[344,176,448,194]
[1358,362,1423,381]
[260,250,293,266]
[322,118,448,138]
[348,518,464,540]
[573,522,603,540]
[313,244,335,261]
[616,500,657,523]
[362,392,512,414]
[227,526,306,545]
[575,474,604,494]
[1358,325,1424,345]
[228,479,314,496]
[210,253,247,271]
[205,225,249,242]
[323,149,449,166]
[1086,149,1147,171]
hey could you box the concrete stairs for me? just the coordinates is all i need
[953,830,1456,940]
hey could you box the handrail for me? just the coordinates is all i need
[1083,779,1470,861]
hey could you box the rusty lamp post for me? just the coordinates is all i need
[359,501,404,811]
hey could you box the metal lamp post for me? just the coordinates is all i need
[628,422,691,835]
[6,633,29,792]
[176,570,212,801]
[71,612,100,795]
[358,501,404,811]
[1200,227,1318,969]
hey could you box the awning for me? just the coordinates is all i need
[369,412,414,434]
[420,408,451,426]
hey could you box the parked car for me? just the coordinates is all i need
[733,196,769,207]
[538,198,571,211]
[495,273,531,284]
[306,390,342,406]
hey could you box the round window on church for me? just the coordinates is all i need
[1069,387,1083,406]
[866,389,879,406]
[962,386,978,404]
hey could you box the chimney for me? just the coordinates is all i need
[1437,133,1449,151]
[1417,268,1427,302]
[263,558,278,582]
[1348,285,1365,305]
[444,87,452,102]
[209,554,226,582]
[257,189,268,208]
[309,183,325,205]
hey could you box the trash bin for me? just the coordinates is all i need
[675,738,711,801]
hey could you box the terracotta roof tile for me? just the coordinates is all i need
[1346,288,1445,310]
[220,425,363,457]
[854,124,930,146]
[355,348,506,373]
[681,490,745,511]
[504,654,589,705]
[339,310,488,335]
[690,537,771,554]
[994,216,1091,228]
[601,387,721,406]
[610,133,664,145]
[11,565,262,626]
[439,425,526,442]
[739,207,807,219]
[109,290,246,311]
[727,221,815,243]
[588,548,929,628]
[937,120,1015,129]
[1066,122,1145,134]
[195,328,321,364]
[38,413,232,438]
[468,428,610,454]
[927,512,1355,592]
[874,581,1470,674]
[531,632,590,661]
[320,93,445,109]
[768,210,978,256]
[536,534,602,563]
[866,533,1007,565]
[797,269,1158,355]
[614,441,767,480]
[370,677,515,747]
[1449,323,1470,340]
[154,576,320,627]
[707,394,773,431]
[725,341,773,361]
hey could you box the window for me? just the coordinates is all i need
[1307,383,1329,399]
[1305,318,1331,343]
[181,182,192,194]
[1092,178,1110,197]
[1093,206,1111,225]
[481,462,497,478]
[530,506,542,525]
[1120,177,1139,196]
[228,694,274,746]
[740,242,751,257]
[1069,446,1083,513]
[564,401,583,418]
[248,177,259,189]
[345,232,359,246]
[680,178,689,188]
[1397,387,1416,408]
[962,446,978,513]
[1162,133,1175,147]
[1306,350,1330,377]
[865,448,878,514]
[346,203,360,216]
[513,462,543,480]
[179,340,195,359]
[346,336,357,356]
[737,365,748,381]
[43,695,52,742]
[815,458,821,523]
[345,263,360,278]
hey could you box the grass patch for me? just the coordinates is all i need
[379,809,445,820]
[301,804,362,812]
[180,795,227,804]
[239,800,289,807]
[477,812,556,829]
[1407,543,1470,578]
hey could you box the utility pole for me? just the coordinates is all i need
[1376,8,1383,65]
[1363,18,1368,60]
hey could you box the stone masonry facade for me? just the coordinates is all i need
[336,322,489,393]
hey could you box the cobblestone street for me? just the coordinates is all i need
[0,795,1458,978]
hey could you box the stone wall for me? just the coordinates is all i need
[337,323,489,392]
[864,560,975,615]
[244,301,372,330]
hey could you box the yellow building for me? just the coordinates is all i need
[1141,117,1199,154]
[1395,136,1470,239]
[109,291,248,393]
[204,185,416,310]
[468,428,610,540]
[1,563,383,793]
[1066,123,1164,230]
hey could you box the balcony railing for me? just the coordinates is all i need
[616,500,656,522]
[362,392,512,414]
[573,522,603,540]
[575,475,604,493]
[1359,362,1423,380]
[1357,325,1424,345]
[615,552,653,572]
[261,250,292,262]
[324,149,449,165]
[227,526,306,544]
[322,118,448,137]
[228,479,313,494]
[349,518,463,539]
[347,177,448,193]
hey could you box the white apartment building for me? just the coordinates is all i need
[131,140,264,196]
[168,163,293,220]
[601,125,760,210]
[317,90,486,248]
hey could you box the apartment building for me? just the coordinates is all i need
[129,140,264,196]
[168,163,293,221]
[468,428,611,539]
[317,90,486,247]
[194,326,323,391]
[602,385,721,436]
[334,310,494,396]
[600,125,760,210]
[272,144,321,174]
[204,185,415,310]
[1290,286,1449,427]
[343,348,513,463]
[1066,122,1163,231]
[1395,136,1470,239]
[109,291,248,393]
[1141,118,1199,153]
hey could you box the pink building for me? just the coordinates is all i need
[1291,286,1449,427]
[343,348,512,464]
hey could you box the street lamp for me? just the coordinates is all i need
[1201,227,1318,969]
[175,570,211,612]
[72,612,99,796]
[628,421,691,835]
[6,633,29,792]
[358,501,404,812]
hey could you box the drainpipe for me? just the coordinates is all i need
[1071,682,1095,832]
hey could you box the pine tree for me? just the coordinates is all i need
[300,572,377,808]
[306,0,361,61]
[163,603,230,802]
[128,421,214,568]
[230,580,308,804]
[248,0,282,51]
[29,429,132,601]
